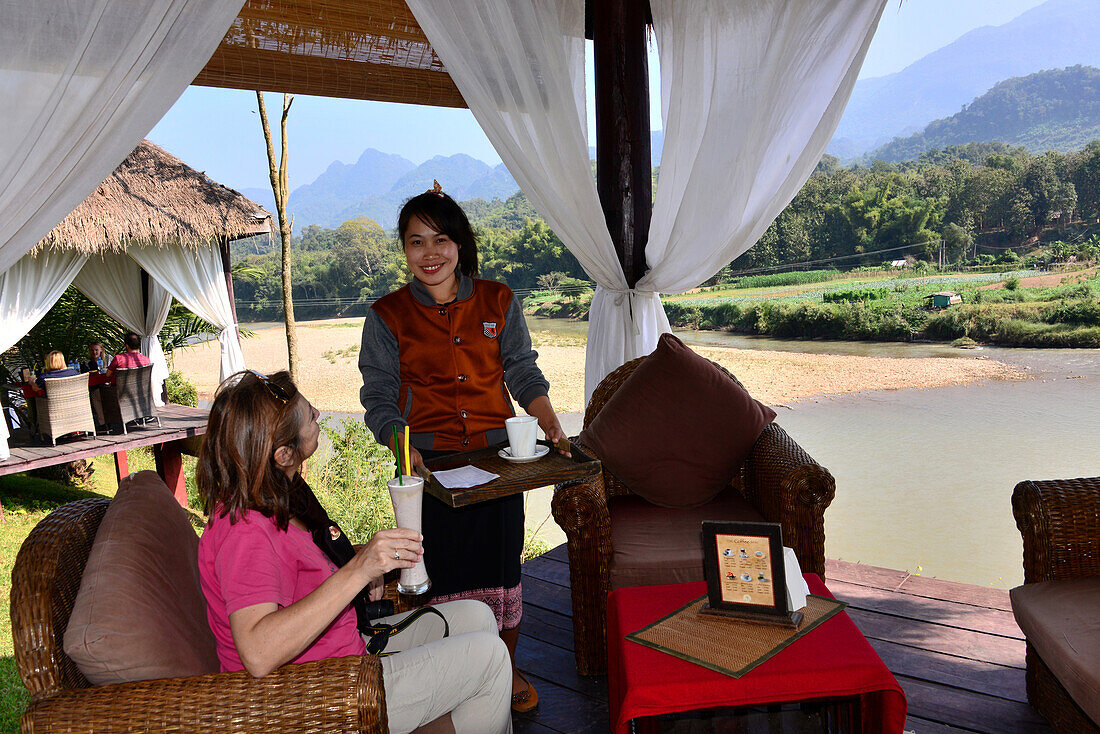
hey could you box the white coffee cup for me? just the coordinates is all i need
[386,475,431,595]
[505,415,539,458]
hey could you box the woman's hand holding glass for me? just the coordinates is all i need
[352,527,424,581]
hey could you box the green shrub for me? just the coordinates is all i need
[823,289,886,304]
[729,269,840,289]
[1042,299,1100,326]
[165,370,198,407]
[312,418,396,544]
[1003,275,1020,291]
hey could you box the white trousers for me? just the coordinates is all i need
[371,599,513,734]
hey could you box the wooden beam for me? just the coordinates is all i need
[194,45,466,109]
[592,0,652,288]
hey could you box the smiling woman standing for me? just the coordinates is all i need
[359,181,567,713]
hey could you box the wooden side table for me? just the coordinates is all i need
[608,578,908,734]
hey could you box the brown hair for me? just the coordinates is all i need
[196,370,308,529]
[44,350,66,371]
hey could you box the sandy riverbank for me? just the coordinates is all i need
[172,318,1026,413]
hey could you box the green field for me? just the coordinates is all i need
[530,266,1100,348]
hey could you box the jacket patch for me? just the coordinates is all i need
[482,321,498,339]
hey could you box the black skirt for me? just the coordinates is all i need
[418,449,524,626]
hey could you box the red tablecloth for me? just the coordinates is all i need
[13,373,110,399]
[608,576,907,734]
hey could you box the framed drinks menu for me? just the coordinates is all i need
[700,521,802,627]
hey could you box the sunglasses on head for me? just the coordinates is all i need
[247,369,291,405]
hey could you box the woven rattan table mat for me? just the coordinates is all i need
[627,594,847,679]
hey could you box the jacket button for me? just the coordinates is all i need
[453,336,461,344]
[438,308,446,316]
[460,410,468,418]
[462,437,470,446]
[458,374,467,382]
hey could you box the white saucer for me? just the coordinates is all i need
[498,445,550,463]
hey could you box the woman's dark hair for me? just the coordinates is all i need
[196,370,308,530]
[123,332,142,350]
[397,189,479,277]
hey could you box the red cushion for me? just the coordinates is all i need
[580,333,776,508]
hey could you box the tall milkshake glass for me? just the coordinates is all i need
[387,475,431,595]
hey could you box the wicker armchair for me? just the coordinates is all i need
[11,497,389,733]
[101,363,160,433]
[1011,477,1100,733]
[552,356,835,675]
[34,372,96,445]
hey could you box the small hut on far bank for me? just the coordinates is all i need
[1,140,270,458]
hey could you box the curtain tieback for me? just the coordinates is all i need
[605,288,656,337]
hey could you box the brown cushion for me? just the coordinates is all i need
[63,470,219,684]
[580,332,776,508]
[1010,576,1100,724]
[608,490,765,590]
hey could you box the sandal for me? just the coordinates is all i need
[511,671,539,713]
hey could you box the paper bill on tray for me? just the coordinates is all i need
[431,465,500,489]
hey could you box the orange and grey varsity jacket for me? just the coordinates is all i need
[358,273,549,451]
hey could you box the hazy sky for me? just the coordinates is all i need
[149,0,1048,192]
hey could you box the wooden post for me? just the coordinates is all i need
[153,441,187,508]
[114,450,129,484]
[220,236,240,333]
[592,0,652,288]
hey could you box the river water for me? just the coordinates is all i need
[527,316,1100,589]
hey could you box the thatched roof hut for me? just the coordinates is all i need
[33,140,271,255]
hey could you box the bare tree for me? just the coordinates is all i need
[256,91,300,381]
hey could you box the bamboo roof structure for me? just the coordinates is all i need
[194,0,466,108]
[34,140,272,255]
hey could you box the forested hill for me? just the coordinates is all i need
[829,0,1100,158]
[866,66,1100,164]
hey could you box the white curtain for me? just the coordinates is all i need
[407,0,885,402]
[129,244,244,383]
[0,0,245,276]
[0,250,87,458]
[73,252,173,404]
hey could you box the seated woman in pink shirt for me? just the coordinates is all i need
[196,370,512,734]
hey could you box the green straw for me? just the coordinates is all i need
[392,425,403,484]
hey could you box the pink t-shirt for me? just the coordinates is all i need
[108,351,151,370]
[197,508,366,672]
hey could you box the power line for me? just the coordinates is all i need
[729,239,943,277]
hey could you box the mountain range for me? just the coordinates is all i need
[245,0,1100,231]
[864,65,1100,163]
[242,150,519,231]
[828,0,1100,158]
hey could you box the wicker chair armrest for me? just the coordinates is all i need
[1012,477,1100,584]
[22,655,387,734]
[741,424,835,579]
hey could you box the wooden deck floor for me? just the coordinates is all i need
[515,545,1050,734]
[0,403,208,477]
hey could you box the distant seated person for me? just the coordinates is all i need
[106,333,151,381]
[80,341,107,374]
[34,350,81,395]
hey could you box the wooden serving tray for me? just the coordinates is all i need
[418,439,601,508]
